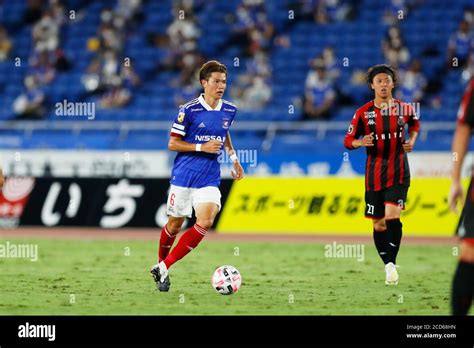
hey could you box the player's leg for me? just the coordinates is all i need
[151,185,192,292]
[382,185,407,285]
[384,185,407,266]
[162,186,221,270]
[158,216,184,262]
[372,218,388,264]
[162,203,219,270]
[452,182,474,314]
[452,239,474,315]
[384,204,402,264]
[158,185,192,262]
[383,204,402,285]
[366,190,388,264]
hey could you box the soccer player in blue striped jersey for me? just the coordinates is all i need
[151,60,244,291]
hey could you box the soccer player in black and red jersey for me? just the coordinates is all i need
[449,77,474,315]
[344,64,420,285]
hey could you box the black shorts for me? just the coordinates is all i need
[365,184,408,220]
[456,179,474,242]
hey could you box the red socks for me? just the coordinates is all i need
[163,224,207,269]
[158,225,177,262]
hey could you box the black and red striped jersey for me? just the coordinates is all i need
[344,99,420,192]
[457,78,474,127]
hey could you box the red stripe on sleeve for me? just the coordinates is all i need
[457,79,474,124]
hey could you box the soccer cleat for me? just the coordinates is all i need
[385,262,399,285]
[150,262,171,292]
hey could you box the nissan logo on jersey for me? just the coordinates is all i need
[195,135,226,142]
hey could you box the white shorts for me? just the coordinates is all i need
[166,185,221,218]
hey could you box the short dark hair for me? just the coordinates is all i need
[199,60,227,84]
[366,64,397,90]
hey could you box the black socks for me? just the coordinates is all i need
[386,219,402,264]
[373,229,388,264]
[451,261,474,315]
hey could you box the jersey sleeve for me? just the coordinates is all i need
[230,108,237,126]
[343,111,365,150]
[457,79,474,128]
[406,104,420,134]
[170,106,191,137]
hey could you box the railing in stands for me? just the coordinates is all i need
[0,120,457,149]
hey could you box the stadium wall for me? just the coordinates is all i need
[0,175,466,237]
[1,150,472,178]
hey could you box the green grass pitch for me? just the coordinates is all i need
[0,238,457,315]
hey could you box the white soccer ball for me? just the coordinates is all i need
[212,265,242,295]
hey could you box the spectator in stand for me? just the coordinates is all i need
[247,11,274,55]
[158,7,203,78]
[221,0,267,54]
[29,50,56,85]
[173,46,205,88]
[464,6,474,36]
[167,9,201,45]
[230,48,272,109]
[246,49,272,78]
[462,53,474,82]
[238,76,272,111]
[13,75,46,120]
[0,26,12,62]
[303,57,336,119]
[314,0,354,24]
[97,8,125,54]
[318,46,340,82]
[447,20,473,69]
[396,60,427,103]
[174,72,201,108]
[115,0,143,27]
[382,26,410,68]
[32,10,59,52]
[100,64,140,108]
[82,50,116,94]
[50,0,66,27]
[83,0,144,109]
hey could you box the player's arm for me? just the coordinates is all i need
[168,107,221,154]
[343,112,374,149]
[168,136,221,154]
[402,130,418,153]
[403,106,420,153]
[449,123,470,212]
[449,79,474,212]
[224,131,244,180]
[0,167,4,189]
[452,123,470,182]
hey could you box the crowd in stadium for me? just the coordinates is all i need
[0,0,472,125]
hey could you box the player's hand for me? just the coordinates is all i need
[449,181,464,213]
[403,139,414,153]
[360,132,375,147]
[231,161,244,180]
[201,140,222,154]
